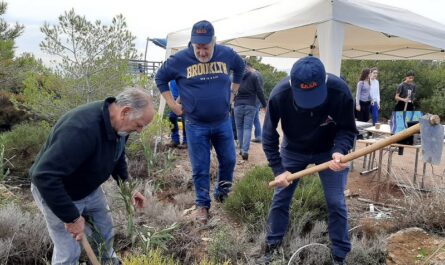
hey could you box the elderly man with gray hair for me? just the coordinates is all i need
[30,87,155,265]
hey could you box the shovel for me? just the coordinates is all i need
[269,114,443,187]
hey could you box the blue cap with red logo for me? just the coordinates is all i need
[290,56,327,109]
[190,20,215,44]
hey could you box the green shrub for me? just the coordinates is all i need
[122,249,178,265]
[2,121,51,182]
[208,225,244,263]
[224,166,327,232]
[0,92,32,132]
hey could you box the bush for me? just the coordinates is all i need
[224,166,327,232]
[1,121,51,182]
[208,225,245,263]
[0,203,52,264]
[122,249,178,265]
[346,234,387,265]
[394,189,445,234]
[0,92,32,132]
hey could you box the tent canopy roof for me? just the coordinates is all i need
[166,0,445,60]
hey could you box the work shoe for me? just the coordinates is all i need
[166,141,179,148]
[214,193,227,203]
[241,153,249,160]
[256,243,281,264]
[196,207,209,224]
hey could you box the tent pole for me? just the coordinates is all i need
[317,20,344,76]
[157,47,172,118]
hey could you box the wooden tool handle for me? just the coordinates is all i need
[269,114,441,188]
[81,236,100,265]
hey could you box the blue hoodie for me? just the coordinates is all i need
[263,74,358,176]
[156,43,245,124]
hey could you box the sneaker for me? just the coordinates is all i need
[241,153,249,160]
[251,138,262,143]
[196,207,209,224]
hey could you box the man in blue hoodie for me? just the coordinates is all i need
[155,20,245,223]
[260,57,357,265]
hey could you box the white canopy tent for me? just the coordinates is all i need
[159,0,445,113]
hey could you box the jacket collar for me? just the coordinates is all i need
[102,97,118,141]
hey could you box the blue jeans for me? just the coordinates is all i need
[370,103,379,125]
[32,184,119,265]
[168,111,187,144]
[185,118,236,208]
[253,106,262,141]
[234,105,256,154]
[266,151,351,259]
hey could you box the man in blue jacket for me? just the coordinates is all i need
[155,20,245,223]
[260,57,357,265]
[30,87,154,265]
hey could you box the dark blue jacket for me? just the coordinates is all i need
[30,98,128,223]
[234,70,267,108]
[156,43,244,124]
[263,74,358,176]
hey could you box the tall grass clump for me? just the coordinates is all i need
[394,184,445,234]
[224,165,327,232]
[0,203,52,264]
[126,114,176,182]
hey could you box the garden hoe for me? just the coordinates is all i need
[81,236,100,265]
[269,114,443,187]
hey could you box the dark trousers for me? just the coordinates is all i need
[266,151,351,259]
[394,101,414,111]
[357,100,371,122]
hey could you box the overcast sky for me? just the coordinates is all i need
[4,0,445,71]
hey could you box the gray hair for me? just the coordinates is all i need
[115,87,153,119]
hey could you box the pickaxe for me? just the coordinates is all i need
[269,114,443,188]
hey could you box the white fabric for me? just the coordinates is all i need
[165,0,445,70]
[370,79,380,105]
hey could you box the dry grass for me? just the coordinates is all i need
[0,203,52,264]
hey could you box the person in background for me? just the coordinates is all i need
[167,80,187,148]
[259,56,357,265]
[369,67,380,125]
[394,70,416,111]
[234,61,267,160]
[251,99,263,143]
[155,20,245,223]
[355,68,372,122]
[30,87,154,265]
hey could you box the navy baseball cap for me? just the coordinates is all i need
[190,20,214,44]
[290,56,327,109]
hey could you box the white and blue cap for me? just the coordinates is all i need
[290,56,327,109]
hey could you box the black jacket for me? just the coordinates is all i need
[30,97,128,223]
[234,70,267,108]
